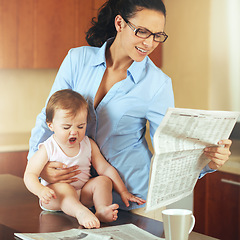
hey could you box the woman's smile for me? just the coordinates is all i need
[135,46,148,54]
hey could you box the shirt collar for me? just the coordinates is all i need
[127,57,147,84]
[91,39,112,67]
[92,38,147,84]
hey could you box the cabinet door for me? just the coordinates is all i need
[194,171,240,240]
[34,0,93,68]
[149,45,162,68]
[0,0,93,68]
[0,0,162,68]
[0,0,18,68]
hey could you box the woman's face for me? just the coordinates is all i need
[118,8,166,62]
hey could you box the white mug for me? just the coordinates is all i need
[162,209,195,240]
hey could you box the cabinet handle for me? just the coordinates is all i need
[221,178,240,186]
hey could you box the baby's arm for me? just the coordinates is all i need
[90,139,146,207]
[24,146,56,203]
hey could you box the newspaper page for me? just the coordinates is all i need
[83,223,164,240]
[14,228,111,240]
[146,107,240,212]
[15,224,163,240]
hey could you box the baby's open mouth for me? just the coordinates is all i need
[69,137,77,144]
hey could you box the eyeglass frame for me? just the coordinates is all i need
[122,16,168,43]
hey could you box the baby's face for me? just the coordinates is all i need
[48,108,88,149]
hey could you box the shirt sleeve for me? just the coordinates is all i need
[28,49,76,160]
[199,164,216,178]
[146,75,175,143]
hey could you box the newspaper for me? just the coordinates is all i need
[146,107,240,212]
[14,224,163,240]
[83,223,163,240]
[14,228,111,240]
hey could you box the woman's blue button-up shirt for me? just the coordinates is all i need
[28,40,211,210]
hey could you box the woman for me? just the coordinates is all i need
[28,0,231,214]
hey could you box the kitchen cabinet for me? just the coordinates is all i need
[0,0,162,69]
[0,0,93,68]
[194,171,240,240]
[0,151,28,178]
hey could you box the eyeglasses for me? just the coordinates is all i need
[122,17,168,43]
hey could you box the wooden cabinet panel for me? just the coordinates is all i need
[0,0,93,68]
[149,45,162,68]
[0,0,18,68]
[0,0,162,68]
[0,0,35,68]
[34,0,91,68]
[0,151,28,178]
[93,0,106,14]
[194,171,240,240]
[18,0,35,68]
[35,0,77,68]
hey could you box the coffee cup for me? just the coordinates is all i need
[162,209,195,240]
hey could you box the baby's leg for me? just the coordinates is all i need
[42,183,100,229]
[81,176,119,222]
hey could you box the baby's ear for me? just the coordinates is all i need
[47,122,53,131]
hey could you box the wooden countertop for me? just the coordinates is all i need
[0,174,219,240]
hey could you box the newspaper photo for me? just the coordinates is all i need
[146,107,240,212]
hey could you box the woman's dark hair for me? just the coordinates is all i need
[86,0,166,47]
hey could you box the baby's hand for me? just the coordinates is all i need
[39,186,56,204]
[120,191,146,207]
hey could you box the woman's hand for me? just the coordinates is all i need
[120,191,146,207]
[40,161,81,184]
[204,139,232,170]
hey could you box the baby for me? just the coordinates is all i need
[24,89,145,229]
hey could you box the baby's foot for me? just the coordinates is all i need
[95,203,119,222]
[76,209,100,229]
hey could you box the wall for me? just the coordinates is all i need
[209,0,240,112]
[163,0,240,113]
[161,0,211,211]
[0,69,56,134]
[162,0,210,110]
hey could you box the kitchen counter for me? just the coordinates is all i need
[0,174,219,240]
[0,132,30,152]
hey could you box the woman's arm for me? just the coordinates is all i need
[90,139,146,207]
[40,161,81,184]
